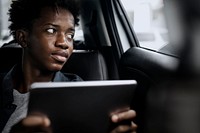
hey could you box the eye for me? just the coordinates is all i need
[66,34,74,41]
[67,34,74,39]
[46,28,56,34]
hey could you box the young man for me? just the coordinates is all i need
[0,0,137,132]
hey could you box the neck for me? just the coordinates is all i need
[16,64,55,93]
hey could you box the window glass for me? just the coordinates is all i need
[120,0,170,53]
[0,0,12,47]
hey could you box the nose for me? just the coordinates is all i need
[55,33,69,49]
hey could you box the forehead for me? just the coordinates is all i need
[35,7,75,26]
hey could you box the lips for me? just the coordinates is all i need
[51,50,68,63]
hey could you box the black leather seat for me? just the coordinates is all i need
[63,50,108,80]
[0,47,22,73]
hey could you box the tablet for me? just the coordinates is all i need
[28,80,137,133]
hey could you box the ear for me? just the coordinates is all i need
[16,30,28,48]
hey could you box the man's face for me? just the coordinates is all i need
[24,7,75,72]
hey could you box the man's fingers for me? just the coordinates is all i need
[111,110,136,123]
[10,114,52,133]
[110,121,137,133]
[22,115,51,127]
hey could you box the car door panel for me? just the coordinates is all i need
[120,47,179,82]
[119,46,180,133]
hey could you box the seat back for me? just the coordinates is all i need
[62,50,108,80]
[0,47,22,73]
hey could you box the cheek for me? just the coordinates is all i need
[30,42,47,56]
[28,37,53,59]
[68,43,74,55]
[28,34,43,47]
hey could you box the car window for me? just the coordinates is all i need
[0,0,12,47]
[0,0,84,47]
[120,0,173,55]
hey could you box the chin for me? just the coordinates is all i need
[49,64,63,72]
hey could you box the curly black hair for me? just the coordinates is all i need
[8,0,80,40]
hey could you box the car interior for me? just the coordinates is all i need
[1,0,199,133]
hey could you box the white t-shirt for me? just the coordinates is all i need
[2,89,29,133]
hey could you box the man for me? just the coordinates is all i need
[0,0,137,132]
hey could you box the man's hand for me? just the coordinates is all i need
[110,109,137,133]
[10,113,52,133]
[10,110,136,133]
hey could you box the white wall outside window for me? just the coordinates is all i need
[121,0,169,52]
